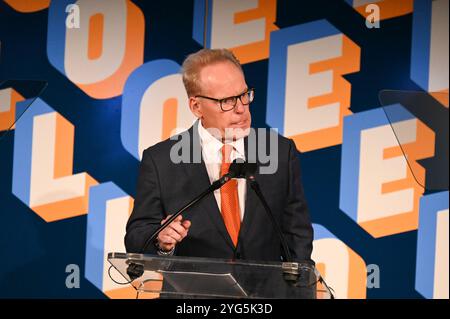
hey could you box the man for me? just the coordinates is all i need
[125,48,313,262]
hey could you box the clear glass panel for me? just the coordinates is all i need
[378,90,449,191]
[108,253,332,299]
[0,80,48,142]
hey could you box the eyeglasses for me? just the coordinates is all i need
[195,88,255,112]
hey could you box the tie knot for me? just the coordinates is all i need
[221,144,233,164]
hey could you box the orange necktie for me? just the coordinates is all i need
[220,144,241,247]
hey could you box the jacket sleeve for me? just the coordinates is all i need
[283,139,314,262]
[125,149,164,254]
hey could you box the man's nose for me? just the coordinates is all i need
[234,99,245,113]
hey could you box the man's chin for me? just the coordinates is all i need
[223,126,251,141]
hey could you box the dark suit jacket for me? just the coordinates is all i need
[125,122,313,262]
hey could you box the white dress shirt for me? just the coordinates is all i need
[198,121,247,221]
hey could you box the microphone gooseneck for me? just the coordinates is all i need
[247,175,293,262]
[246,164,334,297]
[139,160,246,254]
[128,161,248,281]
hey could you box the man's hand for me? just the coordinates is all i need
[156,215,191,252]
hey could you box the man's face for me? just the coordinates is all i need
[189,61,252,140]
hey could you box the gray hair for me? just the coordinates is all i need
[181,48,243,97]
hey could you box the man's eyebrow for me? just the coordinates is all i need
[220,87,249,100]
[238,87,249,95]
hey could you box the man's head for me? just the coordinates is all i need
[182,48,252,140]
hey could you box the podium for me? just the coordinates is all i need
[108,252,333,299]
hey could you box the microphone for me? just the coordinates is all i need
[127,160,247,280]
[232,160,257,260]
[139,159,246,254]
[244,162,293,262]
[245,163,334,297]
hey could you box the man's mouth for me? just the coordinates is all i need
[231,120,247,126]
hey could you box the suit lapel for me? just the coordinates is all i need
[182,122,235,250]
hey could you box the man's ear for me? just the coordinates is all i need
[189,96,202,118]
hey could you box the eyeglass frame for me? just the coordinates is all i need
[194,88,255,112]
